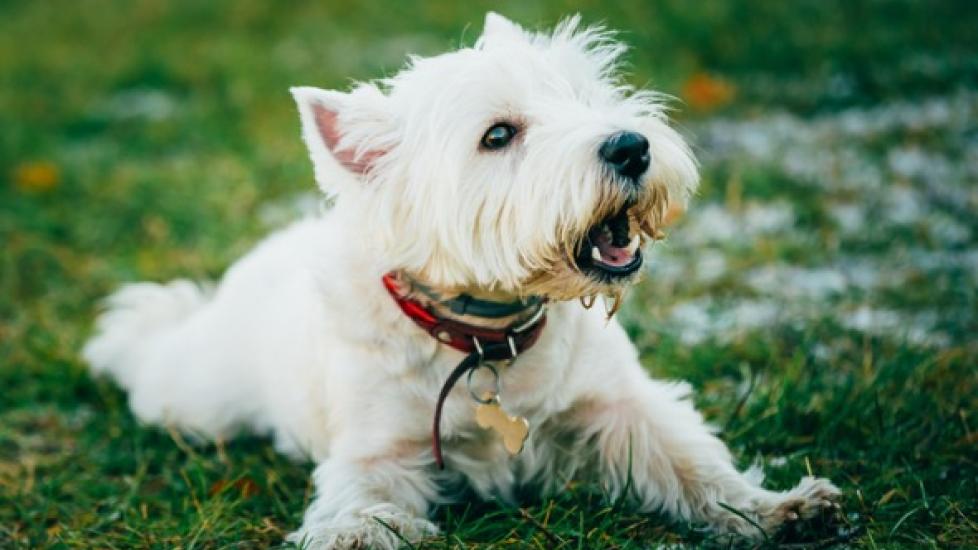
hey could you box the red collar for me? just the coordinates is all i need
[382,273,547,362]
[383,272,548,470]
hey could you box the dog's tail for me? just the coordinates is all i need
[83,280,213,393]
[84,279,260,441]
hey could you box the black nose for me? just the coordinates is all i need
[599,131,650,181]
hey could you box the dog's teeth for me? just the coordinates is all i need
[626,235,640,255]
[591,246,602,262]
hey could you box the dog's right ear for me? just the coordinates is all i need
[291,85,396,183]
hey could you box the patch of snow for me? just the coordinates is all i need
[729,300,781,331]
[888,146,953,183]
[94,88,177,121]
[694,249,729,283]
[927,214,971,246]
[839,306,946,347]
[679,204,739,245]
[743,202,796,234]
[676,201,796,246]
[746,265,848,300]
[695,89,976,196]
[884,186,925,225]
[667,298,781,345]
[669,300,716,345]
[828,202,867,235]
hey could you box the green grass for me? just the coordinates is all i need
[2,0,977,547]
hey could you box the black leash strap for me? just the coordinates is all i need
[431,342,511,470]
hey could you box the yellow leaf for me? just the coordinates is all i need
[13,161,61,193]
[681,73,736,112]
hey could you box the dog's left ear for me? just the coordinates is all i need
[291,85,396,184]
[478,12,528,47]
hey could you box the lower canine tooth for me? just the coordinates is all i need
[591,246,602,262]
[626,235,640,254]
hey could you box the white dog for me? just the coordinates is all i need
[83,13,840,548]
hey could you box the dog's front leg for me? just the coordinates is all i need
[569,320,840,539]
[288,446,439,549]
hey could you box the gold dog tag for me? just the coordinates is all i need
[475,395,529,455]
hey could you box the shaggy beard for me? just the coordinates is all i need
[520,180,671,307]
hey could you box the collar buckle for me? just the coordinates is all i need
[472,334,518,363]
[471,336,485,361]
[506,335,518,360]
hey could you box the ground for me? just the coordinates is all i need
[2,0,977,548]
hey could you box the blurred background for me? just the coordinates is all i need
[2,1,977,547]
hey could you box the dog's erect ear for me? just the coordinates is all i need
[478,12,527,46]
[291,85,395,181]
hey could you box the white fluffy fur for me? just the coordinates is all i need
[83,13,838,549]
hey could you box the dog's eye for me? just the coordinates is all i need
[481,123,518,150]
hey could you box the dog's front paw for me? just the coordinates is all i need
[761,476,841,529]
[287,503,439,550]
[741,476,842,542]
[714,476,842,541]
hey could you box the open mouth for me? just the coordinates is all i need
[575,201,643,279]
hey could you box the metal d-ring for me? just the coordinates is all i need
[466,362,500,404]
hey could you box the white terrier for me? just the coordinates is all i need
[84,13,840,548]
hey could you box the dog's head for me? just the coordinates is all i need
[292,13,697,302]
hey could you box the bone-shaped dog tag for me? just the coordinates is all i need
[475,395,529,455]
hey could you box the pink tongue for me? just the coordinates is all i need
[594,232,634,267]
